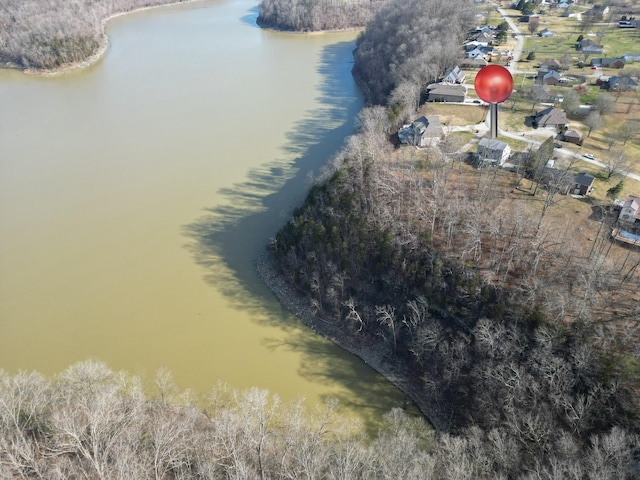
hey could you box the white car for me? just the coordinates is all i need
[583,153,596,160]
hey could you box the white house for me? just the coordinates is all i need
[619,196,640,225]
[442,66,466,84]
[477,138,511,166]
[397,116,443,147]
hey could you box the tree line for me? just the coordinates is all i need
[264,0,639,474]
[268,102,640,476]
[1,360,636,479]
[0,0,195,70]
[257,0,386,32]
[351,0,475,106]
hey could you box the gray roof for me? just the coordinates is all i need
[574,172,595,187]
[412,116,443,137]
[427,84,467,96]
[478,137,509,150]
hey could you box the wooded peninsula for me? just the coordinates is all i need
[2,0,640,478]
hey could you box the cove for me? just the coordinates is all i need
[0,0,406,426]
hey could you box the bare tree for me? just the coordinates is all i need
[593,94,615,116]
[617,120,640,145]
[601,149,629,179]
[584,111,603,137]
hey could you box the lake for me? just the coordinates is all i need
[0,0,405,427]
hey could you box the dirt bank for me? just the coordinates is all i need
[255,248,451,431]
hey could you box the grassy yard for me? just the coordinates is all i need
[420,103,487,126]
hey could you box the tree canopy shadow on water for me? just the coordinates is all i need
[239,5,260,28]
[182,40,408,428]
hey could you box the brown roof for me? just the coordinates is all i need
[535,107,568,127]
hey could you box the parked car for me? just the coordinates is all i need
[554,143,563,148]
[583,153,596,160]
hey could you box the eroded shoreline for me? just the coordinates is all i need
[255,248,448,430]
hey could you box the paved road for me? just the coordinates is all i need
[494,4,524,75]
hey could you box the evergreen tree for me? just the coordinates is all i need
[606,180,624,201]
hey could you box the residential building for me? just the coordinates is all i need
[585,5,610,21]
[534,107,568,129]
[397,116,443,147]
[618,196,640,224]
[442,66,466,84]
[539,58,561,71]
[476,137,511,166]
[426,83,467,102]
[609,76,639,92]
[539,70,561,85]
[563,129,583,145]
[540,170,595,195]
[590,57,626,69]
[577,39,604,54]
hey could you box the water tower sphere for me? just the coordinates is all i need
[474,65,514,104]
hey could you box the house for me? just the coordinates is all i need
[577,39,604,54]
[535,107,568,129]
[539,28,555,37]
[474,25,493,36]
[397,116,443,147]
[563,129,583,145]
[427,83,467,102]
[539,58,561,71]
[476,137,511,166]
[622,53,640,62]
[520,14,540,23]
[591,58,626,69]
[467,45,493,59]
[529,86,557,103]
[539,70,561,85]
[572,172,595,195]
[460,57,489,68]
[464,40,490,50]
[618,196,640,224]
[585,5,610,21]
[442,66,466,84]
[609,76,639,92]
[539,170,595,195]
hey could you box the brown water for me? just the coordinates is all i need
[0,0,405,423]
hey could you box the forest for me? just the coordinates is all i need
[2,0,640,477]
[0,0,195,70]
[257,0,385,32]
[1,360,636,479]
[265,0,640,476]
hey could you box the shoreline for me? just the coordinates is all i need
[255,248,450,431]
[17,0,205,77]
[11,1,362,77]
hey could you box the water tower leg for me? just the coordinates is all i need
[490,103,498,138]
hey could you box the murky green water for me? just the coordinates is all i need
[0,0,405,426]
